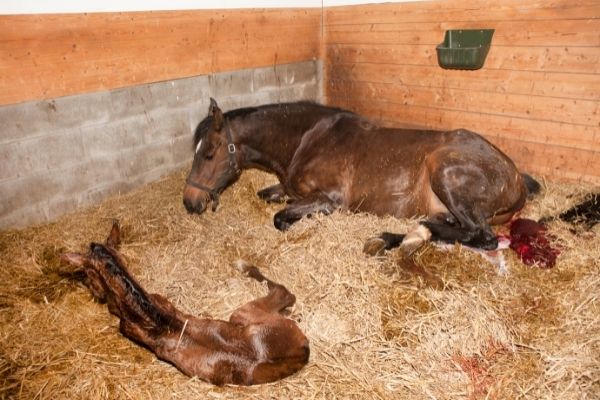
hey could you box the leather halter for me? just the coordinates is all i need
[185,121,240,210]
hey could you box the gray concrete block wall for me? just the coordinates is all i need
[0,60,322,230]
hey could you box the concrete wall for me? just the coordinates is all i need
[0,60,321,229]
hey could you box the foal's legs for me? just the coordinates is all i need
[229,261,296,326]
[273,196,336,231]
[257,184,287,204]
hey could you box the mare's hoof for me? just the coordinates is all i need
[273,213,291,231]
[363,237,386,256]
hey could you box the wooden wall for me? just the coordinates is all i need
[324,0,600,184]
[0,8,320,106]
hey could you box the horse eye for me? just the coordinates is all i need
[205,154,214,160]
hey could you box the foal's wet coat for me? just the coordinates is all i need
[61,221,309,385]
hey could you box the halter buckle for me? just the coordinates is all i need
[228,143,236,154]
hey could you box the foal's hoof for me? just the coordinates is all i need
[233,259,252,273]
[363,237,386,256]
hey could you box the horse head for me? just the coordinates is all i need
[183,98,241,215]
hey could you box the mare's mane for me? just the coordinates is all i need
[192,101,349,149]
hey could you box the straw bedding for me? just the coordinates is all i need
[1,168,598,399]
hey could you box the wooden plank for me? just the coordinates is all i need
[324,61,600,101]
[0,9,321,105]
[0,40,319,102]
[326,79,599,130]
[325,0,600,25]
[490,136,598,184]
[2,24,319,67]
[0,9,319,41]
[326,19,600,47]
[327,43,600,74]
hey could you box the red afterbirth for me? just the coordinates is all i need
[509,218,560,268]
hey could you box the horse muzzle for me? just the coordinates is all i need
[183,196,207,214]
[183,185,220,214]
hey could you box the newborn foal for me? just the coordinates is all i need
[61,221,309,385]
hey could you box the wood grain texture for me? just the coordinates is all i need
[0,9,321,105]
[325,0,600,25]
[328,44,600,75]
[323,0,600,183]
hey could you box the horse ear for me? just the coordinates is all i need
[106,219,121,248]
[60,252,89,267]
[209,98,224,131]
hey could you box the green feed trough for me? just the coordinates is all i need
[436,29,494,70]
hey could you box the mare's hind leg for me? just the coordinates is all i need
[422,155,503,250]
[229,261,296,326]
[273,196,336,231]
[425,176,498,250]
[257,184,287,203]
[365,163,501,254]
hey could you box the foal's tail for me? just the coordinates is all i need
[522,173,542,198]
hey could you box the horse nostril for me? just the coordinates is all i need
[183,197,207,215]
[183,198,194,214]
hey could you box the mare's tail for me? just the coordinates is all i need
[522,173,541,198]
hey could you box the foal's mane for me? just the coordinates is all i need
[192,101,349,149]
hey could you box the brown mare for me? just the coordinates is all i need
[61,221,309,386]
[184,99,539,251]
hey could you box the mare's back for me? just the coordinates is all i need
[305,113,446,158]
[322,114,510,162]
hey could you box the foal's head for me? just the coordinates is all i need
[183,99,241,215]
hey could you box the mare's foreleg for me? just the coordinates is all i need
[257,184,287,203]
[273,196,336,231]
